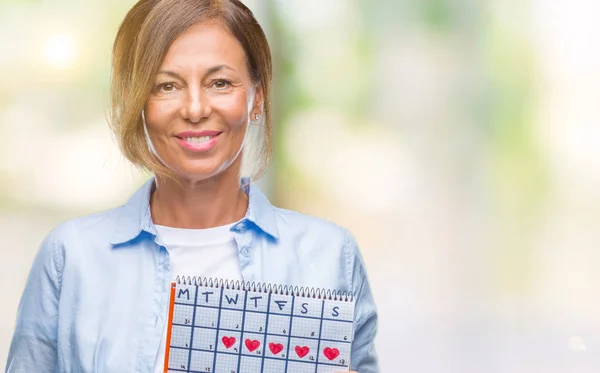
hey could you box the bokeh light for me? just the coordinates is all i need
[43,33,78,69]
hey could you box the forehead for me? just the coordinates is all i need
[160,21,248,73]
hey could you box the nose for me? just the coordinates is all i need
[180,88,211,123]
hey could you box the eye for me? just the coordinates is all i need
[160,83,176,92]
[153,82,177,93]
[212,79,232,89]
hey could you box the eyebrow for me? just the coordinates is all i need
[157,65,236,80]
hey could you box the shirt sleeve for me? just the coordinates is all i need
[345,232,380,373]
[6,227,63,373]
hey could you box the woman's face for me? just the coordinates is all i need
[144,21,262,183]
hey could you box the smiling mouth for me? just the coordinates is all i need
[176,132,222,143]
[180,135,216,143]
[175,132,222,152]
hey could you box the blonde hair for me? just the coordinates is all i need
[109,0,273,182]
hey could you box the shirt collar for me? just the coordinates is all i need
[110,177,280,246]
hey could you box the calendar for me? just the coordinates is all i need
[163,277,355,373]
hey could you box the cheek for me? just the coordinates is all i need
[212,94,250,128]
[146,99,179,125]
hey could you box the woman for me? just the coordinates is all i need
[6,1,378,372]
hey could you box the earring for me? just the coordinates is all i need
[254,113,260,120]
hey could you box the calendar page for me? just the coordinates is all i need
[163,278,355,373]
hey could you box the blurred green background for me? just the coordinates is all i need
[2,0,600,371]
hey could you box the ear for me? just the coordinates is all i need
[252,83,265,117]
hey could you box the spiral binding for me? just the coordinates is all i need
[175,276,354,302]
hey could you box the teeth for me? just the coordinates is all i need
[184,136,213,143]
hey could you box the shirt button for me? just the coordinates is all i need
[241,247,250,256]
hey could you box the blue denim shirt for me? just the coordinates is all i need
[6,179,379,373]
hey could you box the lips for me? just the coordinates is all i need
[175,131,222,152]
[179,134,218,144]
[176,130,222,138]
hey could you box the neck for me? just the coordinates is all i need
[150,169,248,229]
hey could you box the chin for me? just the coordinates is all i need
[173,162,236,182]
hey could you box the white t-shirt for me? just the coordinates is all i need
[152,223,243,373]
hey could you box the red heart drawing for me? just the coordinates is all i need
[295,345,310,358]
[323,347,340,361]
[268,342,284,355]
[222,336,236,349]
[245,339,260,352]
